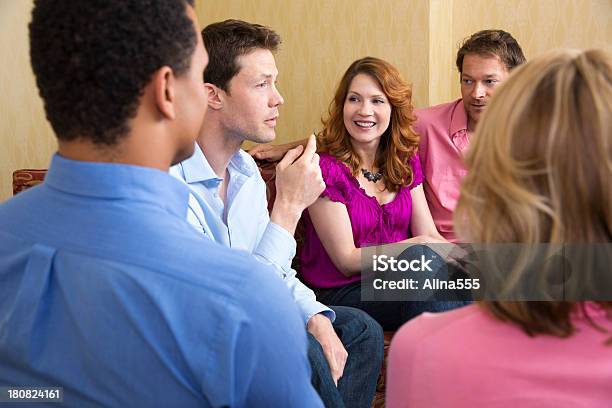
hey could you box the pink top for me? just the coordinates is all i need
[300,153,423,288]
[387,303,612,408]
[414,99,469,242]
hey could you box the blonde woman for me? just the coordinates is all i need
[388,49,612,407]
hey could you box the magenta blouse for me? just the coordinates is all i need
[300,152,424,289]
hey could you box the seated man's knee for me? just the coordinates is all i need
[332,306,384,353]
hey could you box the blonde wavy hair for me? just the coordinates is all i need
[317,57,419,193]
[455,49,612,337]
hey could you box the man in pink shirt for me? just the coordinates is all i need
[415,30,525,240]
[250,30,525,241]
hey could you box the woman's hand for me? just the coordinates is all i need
[405,235,448,245]
[249,138,307,161]
[401,235,466,262]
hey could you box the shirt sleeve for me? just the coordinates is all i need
[318,154,348,204]
[414,109,430,175]
[408,153,424,189]
[233,261,325,408]
[253,178,335,325]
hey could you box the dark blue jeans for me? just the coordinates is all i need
[317,286,469,331]
[308,306,383,408]
[317,245,471,331]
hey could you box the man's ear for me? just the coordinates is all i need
[153,66,176,120]
[205,83,224,111]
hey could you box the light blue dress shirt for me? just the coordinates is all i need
[170,143,334,325]
[0,154,323,408]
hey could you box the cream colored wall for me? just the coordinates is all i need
[196,0,431,149]
[444,0,612,101]
[0,0,56,202]
[1,0,610,202]
[196,0,611,146]
[428,0,455,105]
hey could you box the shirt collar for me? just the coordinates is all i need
[228,150,256,178]
[179,142,256,184]
[179,142,220,184]
[45,153,190,219]
[450,99,469,137]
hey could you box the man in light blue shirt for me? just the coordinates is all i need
[171,20,383,408]
[0,2,321,407]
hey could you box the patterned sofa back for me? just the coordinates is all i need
[12,169,47,195]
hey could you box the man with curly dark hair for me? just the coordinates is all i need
[0,1,321,407]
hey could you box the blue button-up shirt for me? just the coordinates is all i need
[171,144,334,325]
[0,154,322,407]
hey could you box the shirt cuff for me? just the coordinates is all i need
[254,222,296,270]
[303,304,336,325]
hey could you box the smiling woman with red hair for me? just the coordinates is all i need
[316,57,419,194]
[298,57,468,331]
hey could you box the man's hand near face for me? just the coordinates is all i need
[271,134,325,235]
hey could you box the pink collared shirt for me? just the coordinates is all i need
[414,99,469,242]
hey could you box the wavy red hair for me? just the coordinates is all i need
[317,57,419,193]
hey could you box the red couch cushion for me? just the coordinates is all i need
[12,169,47,195]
